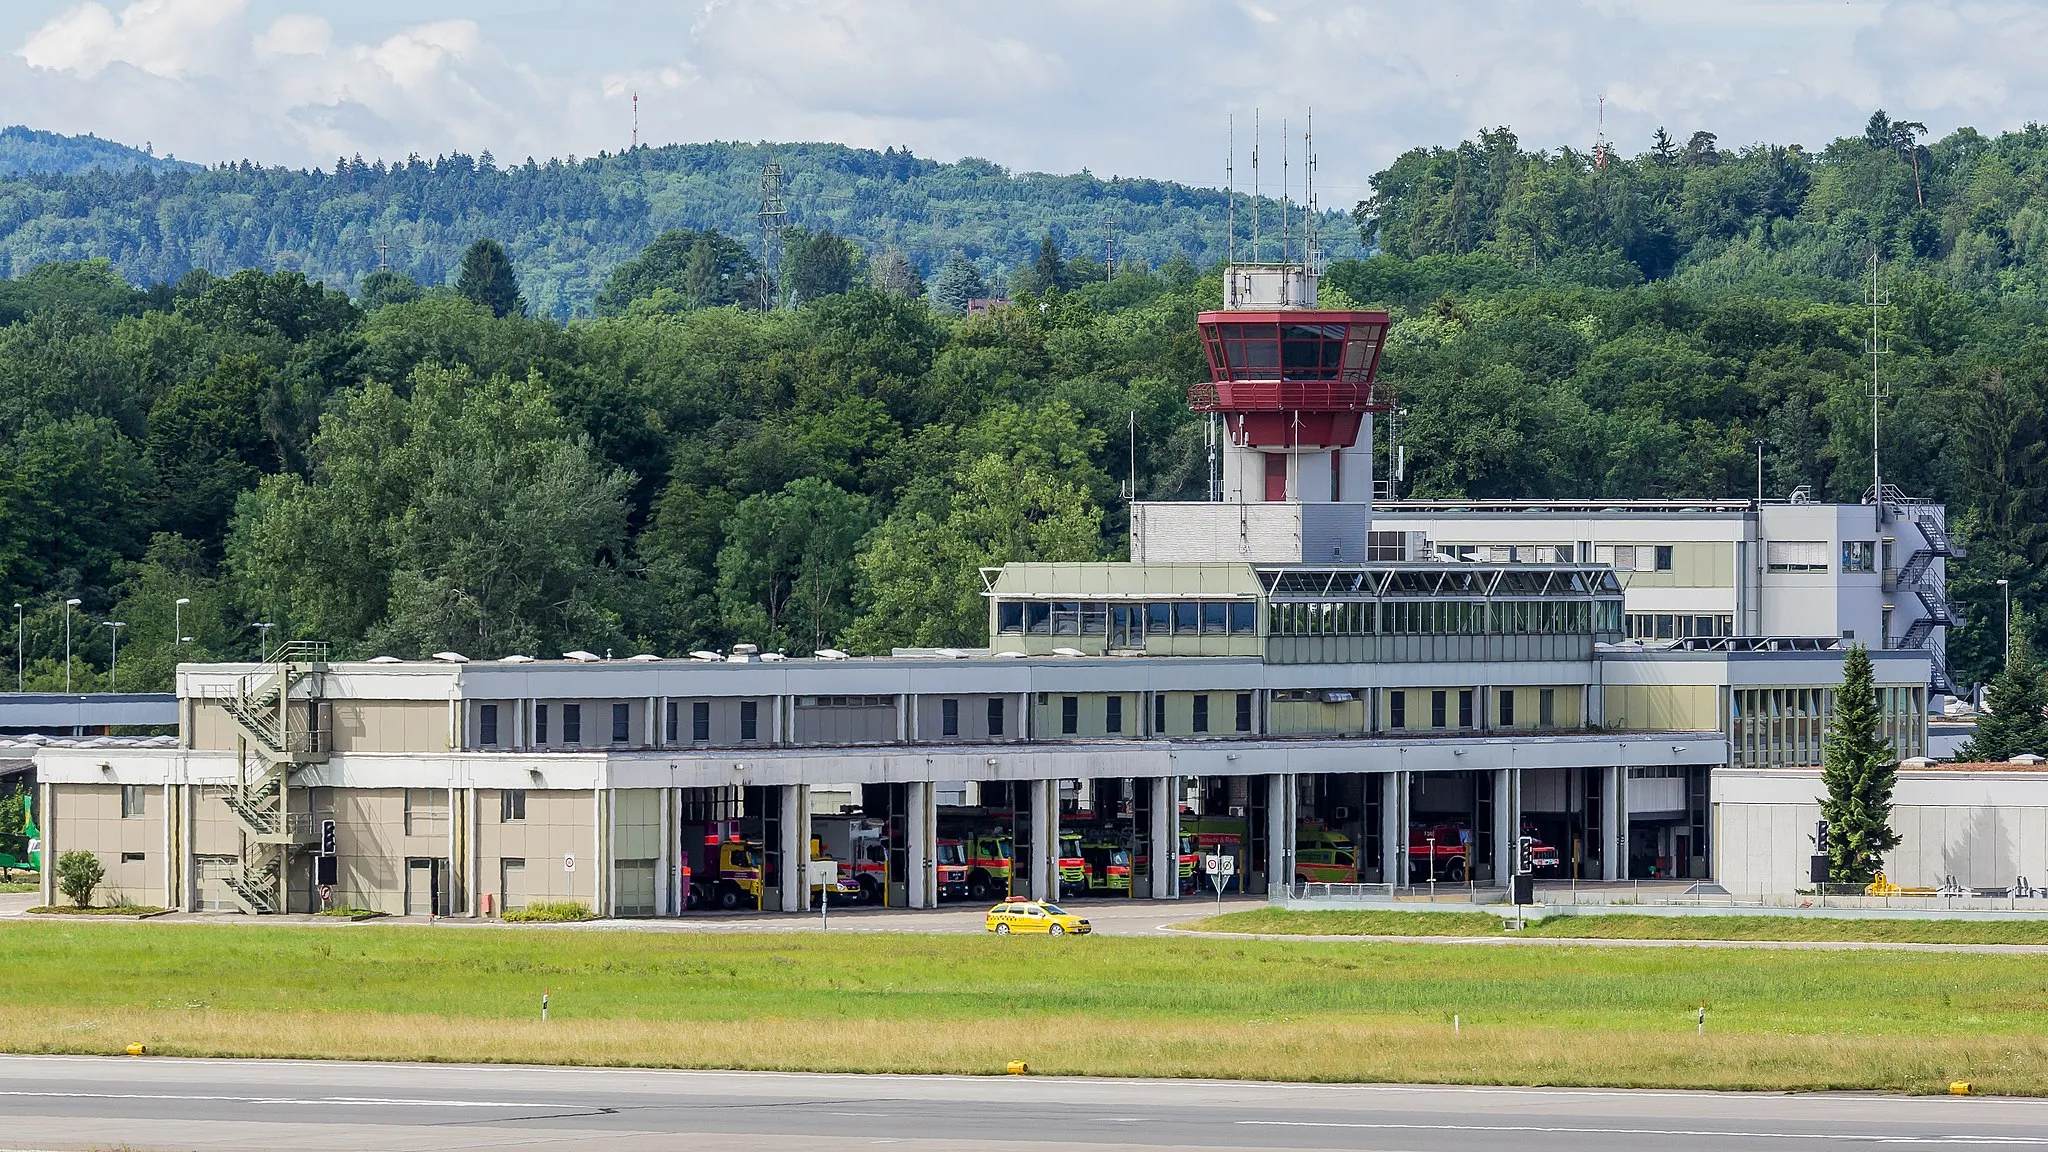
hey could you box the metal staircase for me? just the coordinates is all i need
[206,641,328,914]
[1876,493,1963,696]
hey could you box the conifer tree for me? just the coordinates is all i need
[1817,644,1901,884]
[1957,611,2048,762]
[455,237,524,318]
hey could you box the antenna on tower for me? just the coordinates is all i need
[1866,249,1891,505]
[1303,109,1318,273]
[1594,94,1608,170]
[758,160,787,310]
[1103,215,1115,279]
[1251,108,1261,262]
[632,93,639,150]
[377,239,390,271]
[1281,117,1291,265]
[1226,115,1236,296]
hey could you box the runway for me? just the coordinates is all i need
[0,1056,2041,1151]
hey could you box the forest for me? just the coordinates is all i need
[2,112,2046,697]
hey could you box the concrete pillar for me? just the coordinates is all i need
[1380,771,1405,887]
[1265,773,1293,897]
[37,782,53,908]
[906,780,937,908]
[779,783,809,913]
[1492,769,1515,884]
[1030,778,1058,902]
[1603,765,1626,880]
[657,786,674,916]
[1149,775,1179,899]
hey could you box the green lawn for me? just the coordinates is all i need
[0,919,2045,1092]
[1183,907,2048,945]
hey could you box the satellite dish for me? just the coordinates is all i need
[814,649,851,661]
[625,653,663,662]
[431,651,470,663]
[366,655,403,664]
[563,650,601,663]
[498,654,536,664]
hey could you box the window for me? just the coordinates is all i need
[740,700,759,741]
[1539,688,1556,728]
[1105,695,1123,734]
[987,697,1005,736]
[1654,545,1674,572]
[1192,694,1210,733]
[1154,694,1168,733]
[1053,602,1081,634]
[501,789,527,822]
[404,788,448,836]
[1842,540,1876,573]
[1025,602,1051,633]
[611,702,630,743]
[997,602,1023,633]
[1173,603,1199,633]
[1499,690,1515,727]
[1061,696,1079,735]
[1366,530,1409,561]
[480,703,499,746]
[1228,602,1257,634]
[942,698,960,737]
[1146,603,1171,635]
[534,704,548,744]
[1390,691,1406,729]
[665,701,679,744]
[692,701,710,741]
[1201,602,1228,634]
[1767,541,1829,572]
[562,704,581,744]
[120,851,145,863]
[121,784,145,819]
[1458,689,1474,728]
[1431,691,1448,729]
[1080,603,1108,634]
[1235,692,1252,733]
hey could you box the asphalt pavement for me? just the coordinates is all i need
[0,1056,2040,1151]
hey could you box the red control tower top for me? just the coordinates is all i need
[1190,306,1391,449]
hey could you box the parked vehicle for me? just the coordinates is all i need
[984,896,1091,936]
[1408,823,1474,883]
[1294,822,1359,884]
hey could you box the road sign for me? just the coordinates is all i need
[1203,853,1220,875]
[806,860,838,887]
[317,883,333,908]
[563,854,575,873]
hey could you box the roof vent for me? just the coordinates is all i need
[2010,753,2045,765]
[499,654,536,664]
[366,655,403,664]
[563,650,601,663]
[1899,756,1936,768]
[992,650,1027,659]
[689,650,723,662]
[1052,647,1087,657]
[431,651,469,663]
[625,653,663,662]
[728,643,760,663]
[815,649,851,661]
[760,652,788,662]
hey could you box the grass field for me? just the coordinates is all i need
[2,920,2046,1093]
[1183,907,2048,945]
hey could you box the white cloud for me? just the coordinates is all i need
[2,0,2046,195]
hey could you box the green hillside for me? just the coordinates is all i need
[0,137,1358,314]
[2,113,2046,700]
[0,126,197,177]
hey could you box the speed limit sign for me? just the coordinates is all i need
[563,853,576,873]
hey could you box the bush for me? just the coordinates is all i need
[502,901,592,923]
[55,850,103,908]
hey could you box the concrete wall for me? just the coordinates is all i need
[332,701,447,753]
[911,694,1019,742]
[475,788,597,913]
[1603,683,1721,733]
[1714,767,2048,893]
[48,783,165,907]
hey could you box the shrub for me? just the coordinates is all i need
[55,850,103,908]
[502,901,592,923]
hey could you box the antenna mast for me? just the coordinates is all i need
[1594,94,1608,169]
[1281,117,1290,264]
[1866,250,1890,503]
[632,92,639,150]
[758,160,787,310]
[1251,108,1260,262]
[1303,109,1318,272]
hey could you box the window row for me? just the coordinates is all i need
[1765,540,1877,574]
[1269,598,1615,637]
[1625,613,1736,640]
[994,600,1258,637]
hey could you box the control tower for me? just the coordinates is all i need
[1130,262,1392,563]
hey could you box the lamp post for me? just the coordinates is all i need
[1997,579,2011,664]
[253,621,276,657]
[175,598,190,651]
[12,602,20,692]
[103,621,125,692]
[63,598,81,693]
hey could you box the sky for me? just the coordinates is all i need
[3,0,2046,197]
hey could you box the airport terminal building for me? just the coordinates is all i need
[31,262,1943,916]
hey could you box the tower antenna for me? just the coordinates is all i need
[1226,115,1236,297]
[1251,108,1260,263]
[758,160,787,310]
[1594,94,1608,169]
[1281,117,1290,265]
[1866,249,1890,504]
[632,92,639,150]
[1303,109,1317,272]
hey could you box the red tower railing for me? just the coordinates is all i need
[1190,310,1393,448]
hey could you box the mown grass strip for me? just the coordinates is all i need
[2,919,2044,1093]
[1184,908,2048,945]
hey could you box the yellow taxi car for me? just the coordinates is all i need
[984,897,1091,936]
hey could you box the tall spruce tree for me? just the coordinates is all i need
[455,237,524,318]
[1817,644,1901,883]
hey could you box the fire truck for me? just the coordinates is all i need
[959,832,1014,900]
[1407,823,1474,883]
[814,816,888,903]
[934,838,971,900]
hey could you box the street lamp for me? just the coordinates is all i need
[1997,579,2011,664]
[103,621,125,692]
[12,603,20,693]
[175,598,190,650]
[62,598,81,693]
[253,621,276,656]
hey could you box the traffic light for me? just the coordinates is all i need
[1814,819,1829,856]
[1515,835,1534,875]
[321,818,337,857]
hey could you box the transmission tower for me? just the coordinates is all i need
[758,161,787,310]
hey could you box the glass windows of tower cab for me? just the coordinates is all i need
[1201,320,1385,382]
[995,599,1256,637]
